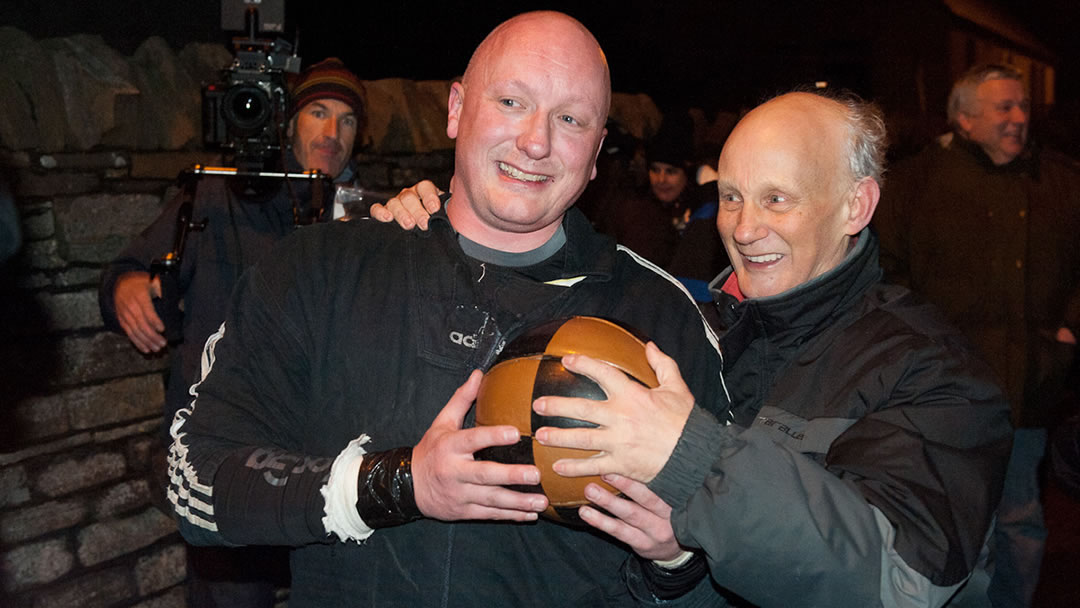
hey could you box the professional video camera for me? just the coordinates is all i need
[202,0,300,170]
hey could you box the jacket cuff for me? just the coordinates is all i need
[637,551,710,600]
[648,405,725,509]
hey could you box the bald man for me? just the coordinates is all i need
[533,92,1013,606]
[166,11,722,606]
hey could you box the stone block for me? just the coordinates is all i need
[0,333,167,399]
[36,451,126,498]
[0,27,67,151]
[127,435,159,474]
[130,37,201,151]
[130,586,186,608]
[27,566,133,608]
[6,391,70,442]
[74,375,164,431]
[94,478,151,518]
[134,543,186,595]
[0,465,31,508]
[0,149,33,169]
[43,35,139,151]
[76,507,177,567]
[177,42,233,86]
[13,170,102,198]
[364,78,454,154]
[19,204,55,241]
[1,538,74,591]
[0,498,87,545]
[0,290,102,335]
[8,375,161,444]
[19,239,66,270]
[54,192,162,264]
[48,266,105,289]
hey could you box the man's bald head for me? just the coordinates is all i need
[463,11,611,117]
[714,91,884,298]
[443,11,612,252]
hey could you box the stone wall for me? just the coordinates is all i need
[0,28,660,608]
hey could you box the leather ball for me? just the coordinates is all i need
[474,316,658,524]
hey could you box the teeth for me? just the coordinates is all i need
[747,253,783,263]
[499,162,548,182]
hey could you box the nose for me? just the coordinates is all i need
[1009,105,1029,125]
[516,113,551,160]
[323,116,339,140]
[731,203,767,246]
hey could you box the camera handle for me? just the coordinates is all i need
[187,164,332,225]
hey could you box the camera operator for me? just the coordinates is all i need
[98,57,366,607]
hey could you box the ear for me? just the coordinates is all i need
[286,114,297,140]
[589,128,608,181]
[954,111,975,136]
[844,177,880,235]
[446,82,465,140]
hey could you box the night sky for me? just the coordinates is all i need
[3,1,1079,113]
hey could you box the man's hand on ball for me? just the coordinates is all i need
[412,370,548,521]
[578,474,683,561]
[368,180,443,230]
[534,342,694,483]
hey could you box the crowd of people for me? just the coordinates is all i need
[98,9,1079,608]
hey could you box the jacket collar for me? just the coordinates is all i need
[710,227,883,345]
[426,205,616,282]
[948,131,1040,178]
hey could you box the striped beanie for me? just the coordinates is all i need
[288,58,366,124]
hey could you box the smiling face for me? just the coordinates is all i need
[957,78,1029,166]
[444,12,610,252]
[288,98,358,178]
[648,162,689,203]
[715,93,877,299]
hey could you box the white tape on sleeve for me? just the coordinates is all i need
[320,435,375,542]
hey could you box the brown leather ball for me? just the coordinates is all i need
[474,316,658,524]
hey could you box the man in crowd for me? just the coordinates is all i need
[166,11,722,606]
[388,91,1011,606]
[874,64,1080,607]
[99,57,366,606]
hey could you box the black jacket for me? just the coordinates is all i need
[876,135,1080,426]
[167,207,725,607]
[638,229,1012,607]
[99,165,343,426]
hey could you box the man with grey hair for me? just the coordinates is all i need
[876,63,1080,607]
[378,90,1014,606]
[535,89,1013,607]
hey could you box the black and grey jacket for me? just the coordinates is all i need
[99,158,351,427]
[167,207,725,607]
[634,229,1012,607]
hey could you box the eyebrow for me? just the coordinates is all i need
[307,101,355,117]
[496,79,603,114]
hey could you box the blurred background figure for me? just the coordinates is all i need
[875,63,1080,608]
[97,56,368,608]
[597,109,728,301]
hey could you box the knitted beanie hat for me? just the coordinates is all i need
[288,57,366,123]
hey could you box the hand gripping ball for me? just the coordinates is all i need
[474,316,658,524]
